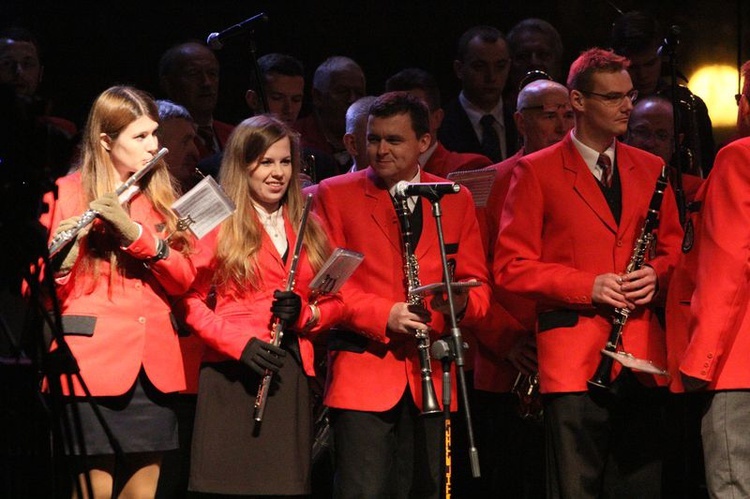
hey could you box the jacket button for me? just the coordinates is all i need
[138,317,146,324]
[617,240,623,247]
[707,353,713,359]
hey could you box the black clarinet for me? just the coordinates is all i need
[587,166,669,391]
[396,195,441,415]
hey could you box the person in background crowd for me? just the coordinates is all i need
[159,41,234,161]
[246,52,305,125]
[294,56,366,180]
[611,10,715,177]
[386,67,492,177]
[440,25,516,162]
[476,76,573,499]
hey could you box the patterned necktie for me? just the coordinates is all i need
[597,153,612,188]
[480,114,502,162]
[196,125,217,154]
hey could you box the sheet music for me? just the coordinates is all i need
[171,175,236,239]
[309,248,364,295]
[447,168,497,207]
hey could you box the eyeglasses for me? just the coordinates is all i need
[581,89,638,106]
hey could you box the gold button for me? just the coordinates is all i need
[138,317,146,324]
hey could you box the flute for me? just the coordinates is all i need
[48,148,168,258]
[254,194,313,423]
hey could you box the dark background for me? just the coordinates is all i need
[2,0,748,132]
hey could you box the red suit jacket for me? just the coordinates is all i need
[41,172,196,396]
[473,150,537,393]
[315,168,491,412]
[176,214,343,377]
[422,142,492,178]
[666,137,750,391]
[494,134,683,393]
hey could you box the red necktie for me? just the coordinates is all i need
[597,153,612,188]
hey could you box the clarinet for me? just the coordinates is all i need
[396,195,441,415]
[48,147,168,258]
[254,194,313,422]
[587,165,669,391]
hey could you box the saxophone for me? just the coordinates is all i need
[587,165,670,391]
[395,195,441,415]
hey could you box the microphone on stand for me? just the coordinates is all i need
[206,13,269,50]
[657,24,681,57]
[394,181,460,201]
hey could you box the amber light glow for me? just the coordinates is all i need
[688,65,740,127]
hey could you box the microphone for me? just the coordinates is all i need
[657,25,680,57]
[207,13,268,50]
[394,181,460,200]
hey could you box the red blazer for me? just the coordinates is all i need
[175,213,344,377]
[315,168,491,412]
[423,142,492,178]
[667,137,750,391]
[473,151,538,393]
[40,172,196,396]
[494,134,683,393]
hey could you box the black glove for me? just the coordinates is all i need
[241,337,287,376]
[271,289,302,325]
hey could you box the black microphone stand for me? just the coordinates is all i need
[660,25,688,226]
[247,35,268,115]
[421,192,481,485]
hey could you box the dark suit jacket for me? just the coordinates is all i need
[438,98,518,161]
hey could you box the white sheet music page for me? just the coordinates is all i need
[171,176,236,239]
[446,168,497,208]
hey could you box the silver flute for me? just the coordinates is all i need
[48,147,168,258]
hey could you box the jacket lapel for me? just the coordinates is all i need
[614,144,641,239]
[562,136,618,234]
[365,168,402,252]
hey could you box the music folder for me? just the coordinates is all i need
[309,248,364,295]
[171,175,236,239]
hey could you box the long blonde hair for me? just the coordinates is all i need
[77,85,190,282]
[214,115,329,294]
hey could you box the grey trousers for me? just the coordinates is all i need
[702,391,750,499]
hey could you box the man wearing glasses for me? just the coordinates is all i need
[493,48,683,498]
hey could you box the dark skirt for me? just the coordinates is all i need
[189,351,312,495]
[59,369,178,456]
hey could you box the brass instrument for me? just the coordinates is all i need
[47,148,168,258]
[254,194,313,422]
[395,195,440,415]
[511,371,543,422]
[587,166,670,391]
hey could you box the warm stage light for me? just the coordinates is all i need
[688,65,739,127]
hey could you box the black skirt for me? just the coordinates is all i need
[59,369,178,456]
[189,348,313,495]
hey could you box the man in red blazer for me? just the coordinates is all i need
[494,48,683,498]
[475,77,573,498]
[666,60,750,497]
[315,92,491,498]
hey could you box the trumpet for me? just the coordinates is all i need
[587,166,670,391]
[395,194,440,416]
[511,371,543,422]
[48,148,168,258]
